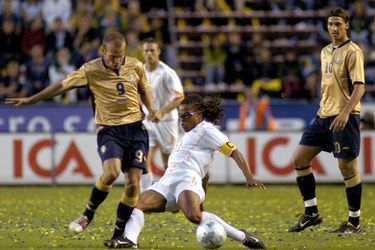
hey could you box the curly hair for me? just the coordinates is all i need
[181,94,224,125]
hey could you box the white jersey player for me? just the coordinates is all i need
[105,94,266,249]
[141,38,184,190]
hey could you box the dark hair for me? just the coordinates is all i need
[327,7,350,37]
[181,94,224,125]
[327,7,350,23]
[102,31,125,48]
[142,37,160,48]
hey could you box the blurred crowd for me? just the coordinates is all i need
[0,0,169,103]
[1,0,375,104]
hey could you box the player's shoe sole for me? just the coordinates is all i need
[329,221,361,233]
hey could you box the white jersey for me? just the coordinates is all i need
[143,61,184,121]
[167,120,236,178]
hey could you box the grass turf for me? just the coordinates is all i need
[0,184,374,249]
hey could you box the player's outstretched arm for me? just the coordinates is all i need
[230,149,266,190]
[5,81,65,106]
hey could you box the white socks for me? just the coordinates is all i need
[124,208,144,244]
[140,173,153,193]
[202,211,245,242]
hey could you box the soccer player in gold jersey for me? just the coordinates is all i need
[288,7,365,233]
[5,32,159,236]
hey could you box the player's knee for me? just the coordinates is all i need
[102,169,120,183]
[293,156,309,169]
[185,211,202,224]
[125,182,139,196]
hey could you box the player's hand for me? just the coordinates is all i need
[246,178,266,190]
[329,112,349,132]
[147,110,161,123]
[5,97,33,106]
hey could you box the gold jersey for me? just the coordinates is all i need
[318,40,365,118]
[61,57,151,125]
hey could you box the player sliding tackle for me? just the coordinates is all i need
[104,94,267,249]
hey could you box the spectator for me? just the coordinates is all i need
[251,47,282,98]
[42,0,72,30]
[21,16,46,57]
[224,32,247,87]
[125,30,142,60]
[238,87,276,131]
[72,15,100,50]
[281,51,306,99]
[0,59,26,101]
[0,0,22,34]
[0,19,22,68]
[123,0,149,34]
[202,35,227,90]
[303,47,321,100]
[48,47,77,104]
[45,17,74,59]
[20,0,43,23]
[97,4,123,35]
[360,111,375,130]
[68,0,95,31]
[24,44,49,96]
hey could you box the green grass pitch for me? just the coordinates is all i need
[1,184,374,249]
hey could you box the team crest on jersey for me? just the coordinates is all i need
[334,57,343,64]
[124,70,138,83]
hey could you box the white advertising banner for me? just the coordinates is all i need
[0,132,374,184]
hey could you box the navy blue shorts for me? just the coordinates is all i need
[97,121,149,173]
[299,115,360,158]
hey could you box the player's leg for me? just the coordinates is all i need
[69,131,123,234]
[112,124,149,240]
[330,157,361,233]
[330,114,361,233]
[157,120,179,169]
[289,144,322,232]
[69,158,121,234]
[106,190,167,248]
[111,167,143,240]
[140,145,155,192]
[140,121,156,192]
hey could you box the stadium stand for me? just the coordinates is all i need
[1,0,375,102]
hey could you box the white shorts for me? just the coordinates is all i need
[149,168,205,212]
[143,119,179,154]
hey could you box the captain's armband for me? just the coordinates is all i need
[219,141,236,156]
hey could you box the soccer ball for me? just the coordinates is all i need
[196,219,227,249]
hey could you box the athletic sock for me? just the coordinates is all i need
[112,202,135,239]
[202,211,244,242]
[124,208,144,244]
[296,171,318,215]
[346,182,362,227]
[83,178,111,220]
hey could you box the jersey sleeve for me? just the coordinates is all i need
[204,127,236,157]
[166,68,184,97]
[347,50,365,84]
[61,65,88,90]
